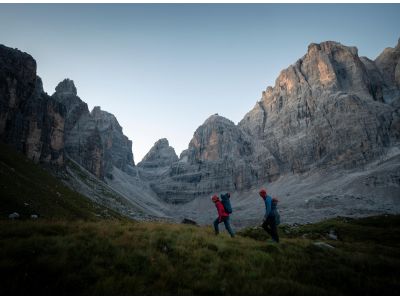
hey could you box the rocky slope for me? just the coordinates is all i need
[52,80,134,179]
[0,45,65,165]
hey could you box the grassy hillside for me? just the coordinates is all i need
[0,214,399,295]
[0,143,122,220]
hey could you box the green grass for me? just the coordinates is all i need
[0,215,399,295]
[0,142,122,220]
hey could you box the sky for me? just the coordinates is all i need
[0,4,399,162]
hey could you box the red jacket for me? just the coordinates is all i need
[215,200,229,222]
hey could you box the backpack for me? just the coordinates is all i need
[272,197,280,225]
[220,193,233,214]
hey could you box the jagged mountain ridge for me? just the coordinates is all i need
[137,40,400,205]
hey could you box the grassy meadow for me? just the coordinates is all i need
[0,215,399,295]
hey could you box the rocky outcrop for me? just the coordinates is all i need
[0,44,65,165]
[52,81,135,179]
[138,138,178,169]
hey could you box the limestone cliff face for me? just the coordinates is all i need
[0,44,65,165]
[239,40,399,177]
[52,82,134,179]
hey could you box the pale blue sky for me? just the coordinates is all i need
[0,4,399,162]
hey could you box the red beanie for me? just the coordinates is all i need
[212,195,219,202]
[259,189,267,198]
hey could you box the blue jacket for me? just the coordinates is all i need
[264,195,277,219]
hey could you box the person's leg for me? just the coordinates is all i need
[268,216,279,243]
[223,216,235,237]
[262,219,272,235]
[213,218,220,235]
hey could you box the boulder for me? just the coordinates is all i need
[8,212,20,219]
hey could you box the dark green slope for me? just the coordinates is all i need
[0,143,122,220]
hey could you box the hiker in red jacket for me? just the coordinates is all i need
[212,194,235,237]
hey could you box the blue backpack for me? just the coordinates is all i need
[220,193,233,214]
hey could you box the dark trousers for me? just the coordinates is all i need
[214,216,235,237]
[262,215,279,243]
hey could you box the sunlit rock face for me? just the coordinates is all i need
[0,45,65,165]
[52,81,134,179]
[239,40,399,176]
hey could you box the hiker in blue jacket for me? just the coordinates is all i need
[259,188,280,243]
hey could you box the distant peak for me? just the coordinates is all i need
[154,138,170,147]
[92,106,102,113]
[203,114,234,126]
[55,78,77,96]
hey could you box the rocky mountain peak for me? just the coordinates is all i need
[202,113,235,127]
[55,78,77,96]
[138,138,178,168]
[154,138,170,148]
[90,106,122,132]
[307,41,358,57]
[91,105,102,116]
[188,114,252,162]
